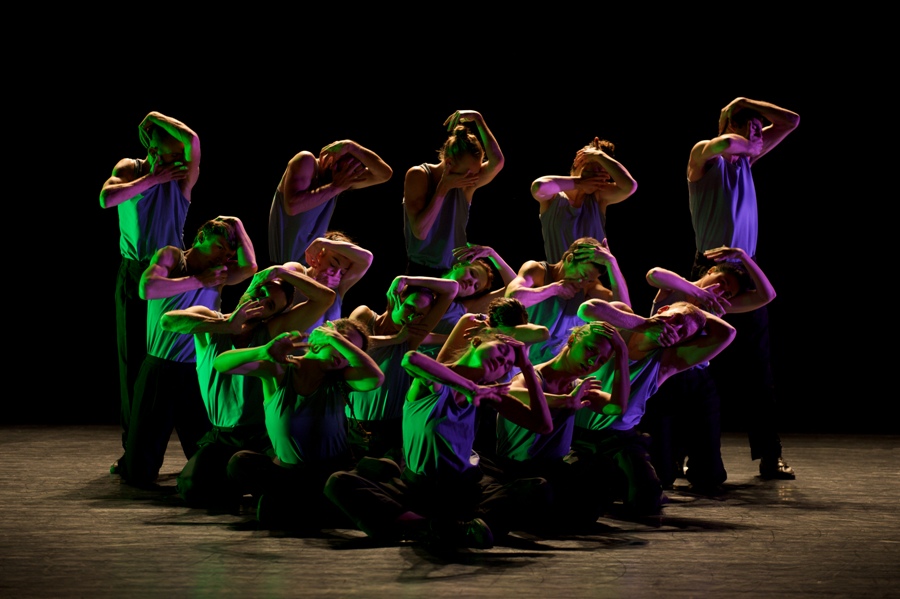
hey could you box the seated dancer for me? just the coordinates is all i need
[495,320,631,532]
[435,297,550,461]
[570,299,736,516]
[160,264,336,508]
[403,110,504,277]
[213,319,384,531]
[640,246,776,492]
[346,275,459,462]
[324,332,553,550]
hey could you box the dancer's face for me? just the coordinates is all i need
[566,329,614,376]
[392,292,432,327]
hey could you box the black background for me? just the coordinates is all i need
[10,32,889,434]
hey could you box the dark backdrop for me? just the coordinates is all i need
[11,40,889,434]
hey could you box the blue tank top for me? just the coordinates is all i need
[346,341,411,422]
[688,155,758,255]
[194,326,271,428]
[268,187,339,265]
[145,249,222,362]
[117,171,189,261]
[540,192,607,263]
[403,164,470,271]
[403,384,479,479]
[496,370,578,462]
[574,346,663,432]
[265,365,351,466]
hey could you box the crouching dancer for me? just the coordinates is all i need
[213,319,384,531]
[570,299,736,516]
[324,333,553,550]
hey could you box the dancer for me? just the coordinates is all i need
[641,246,776,492]
[496,320,630,531]
[213,319,384,531]
[100,111,200,474]
[122,216,257,488]
[325,332,552,549]
[403,110,504,276]
[160,264,336,508]
[346,275,459,461]
[532,136,638,263]
[269,139,391,266]
[687,96,800,479]
[435,296,550,460]
[570,299,736,516]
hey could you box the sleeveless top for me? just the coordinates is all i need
[117,161,189,261]
[496,369,578,462]
[574,345,663,432]
[403,384,479,479]
[265,364,351,466]
[689,155,757,255]
[145,249,222,362]
[403,163,470,271]
[540,192,607,263]
[268,185,340,265]
[194,325,271,428]
[346,341,411,422]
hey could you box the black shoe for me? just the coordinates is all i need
[110,456,125,476]
[424,518,494,549]
[256,494,286,528]
[688,482,727,496]
[759,456,796,480]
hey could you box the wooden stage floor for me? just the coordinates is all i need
[1,425,897,598]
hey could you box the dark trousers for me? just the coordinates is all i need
[115,258,149,451]
[641,365,727,488]
[227,449,354,530]
[347,418,404,466]
[492,455,608,531]
[405,261,448,278]
[123,356,211,486]
[176,425,272,508]
[324,457,551,542]
[692,253,783,461]
[569,426,665,515]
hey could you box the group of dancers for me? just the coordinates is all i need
[100,99,800,549]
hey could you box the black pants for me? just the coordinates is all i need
[569,426,665,515]
[115,258,150,451]
[324,457,551,542]
[227,450,355,530]
[124,356,211,486]
[641,365,727,488]
[405,260,448,278]
[347,418,404,466]
[692,252,783,461]
[177,425,272,508]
